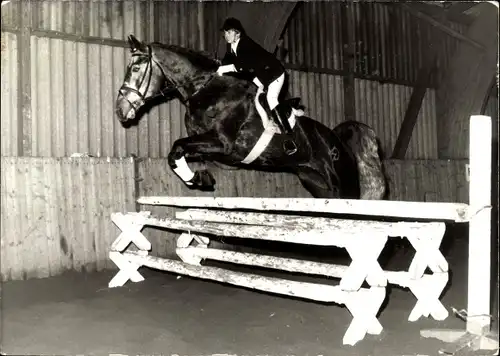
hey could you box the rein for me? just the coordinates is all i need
[119,45,215,108]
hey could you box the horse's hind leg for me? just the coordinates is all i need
[296,167,341,198]
[168,130,227,191]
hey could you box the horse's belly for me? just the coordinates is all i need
[233,130,302,167]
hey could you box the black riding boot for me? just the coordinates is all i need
[258,93,297,155]
[270,107,297,155]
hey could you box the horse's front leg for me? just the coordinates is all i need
[168,130,229,191]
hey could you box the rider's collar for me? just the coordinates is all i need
[231,37,240,54]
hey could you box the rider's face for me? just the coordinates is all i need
[223,30,239,44]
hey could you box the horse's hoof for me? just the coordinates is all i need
[189,169,216,191]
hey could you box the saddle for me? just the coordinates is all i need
[256,94,303,133]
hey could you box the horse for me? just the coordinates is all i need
[115,35,387,200]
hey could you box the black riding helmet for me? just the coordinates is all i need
[220,17,246,35]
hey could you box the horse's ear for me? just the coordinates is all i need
[128,34,145,53]
[128,35,136,51]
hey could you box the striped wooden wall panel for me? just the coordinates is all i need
[0,157,136,281]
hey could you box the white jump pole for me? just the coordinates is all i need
[467,115,493,336]
[137,197,471,222]
[421,115,498,353]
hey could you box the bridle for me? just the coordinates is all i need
[118,45,168,111]
[118,45,214,112]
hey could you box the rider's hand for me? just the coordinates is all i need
[216,64,236,76]
[252,77,264,89]
[216,67,226,76]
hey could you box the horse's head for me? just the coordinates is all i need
[115,35,168,123]
[116,34,219,123]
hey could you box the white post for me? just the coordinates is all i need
[420,116,497,353]
[467,115,492,335]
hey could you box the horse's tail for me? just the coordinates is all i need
[333,121,387,200]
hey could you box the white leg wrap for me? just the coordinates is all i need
[173,157,195,185]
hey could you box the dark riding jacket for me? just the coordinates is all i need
[221,35,285,87]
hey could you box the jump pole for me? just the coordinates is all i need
[421,115,498,353]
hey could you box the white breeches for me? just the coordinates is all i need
[254,73,285,110]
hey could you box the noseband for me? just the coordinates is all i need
[119,45,214,113]
[118,46,164,111]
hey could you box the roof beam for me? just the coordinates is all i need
[409,3,474,25]
[446,2,478,16]
[391,45,438,159]
[399,3,485,51]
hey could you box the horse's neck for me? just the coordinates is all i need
[176,70,213,100]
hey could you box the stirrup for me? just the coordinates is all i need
[283,139,297,155]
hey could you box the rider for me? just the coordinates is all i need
[216,17,297,155]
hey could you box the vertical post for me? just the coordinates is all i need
[18,0,32,156]
[467,115,492,335]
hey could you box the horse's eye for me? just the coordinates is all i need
[132,66,140,73]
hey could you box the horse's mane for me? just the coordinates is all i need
[151,42,219,71]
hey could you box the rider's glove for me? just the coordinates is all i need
[252,77,264,89]
[216,64,236,76]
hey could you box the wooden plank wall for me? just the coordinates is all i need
[0,157,136,281]
[384,159,469,203]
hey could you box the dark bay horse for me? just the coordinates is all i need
[115,35,387,199]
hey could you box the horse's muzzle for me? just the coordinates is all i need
[115,91,140,123]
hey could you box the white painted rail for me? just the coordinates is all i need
[137,196,471,222]
[112,249,386,345]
